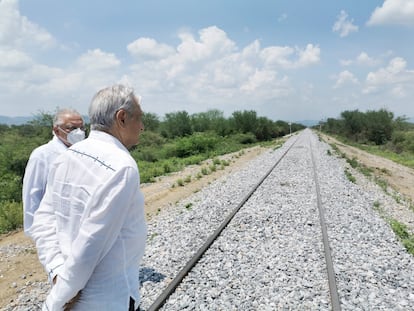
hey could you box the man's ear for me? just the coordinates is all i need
[115,109,128,127]
[52,126,59,136]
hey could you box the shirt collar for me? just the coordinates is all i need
[52,135,69,151]
[88,130,129,153]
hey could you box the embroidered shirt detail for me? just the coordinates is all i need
[70,149,115,171]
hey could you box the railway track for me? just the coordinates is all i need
[139,129,414,310]
[143,130,338,310]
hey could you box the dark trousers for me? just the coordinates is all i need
[129,297,135,311]
[129,297,142,311]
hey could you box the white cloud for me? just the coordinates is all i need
[364,57,414,95]
[340,59,353,66]
[0,0,56,49]
[332,10,359,37]
[260,45,296,68]
[240,69,290,98]
[0,48,32,69]
[0,2,323,120]
[367,0,414,26]
[127,38,175,59]
[297,44,321,67]
[260,43,320,69]
[125,27,322,116]
[75,49,121,71]
[333,70,359,88]
[391,85,405,97]
[356,52,379,66]
[176,26,237,62]
[340,52,379,67]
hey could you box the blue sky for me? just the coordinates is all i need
[1,0,413,122]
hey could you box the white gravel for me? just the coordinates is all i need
[3,129,414,311]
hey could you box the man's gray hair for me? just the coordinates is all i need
[89,84,140,131]
[53,108,82,126]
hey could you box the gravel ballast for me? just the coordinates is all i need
[3,129,414,310]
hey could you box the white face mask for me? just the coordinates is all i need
[66,128,85,145]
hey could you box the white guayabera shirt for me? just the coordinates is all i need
[30,131,147,311]
[23,135,68,235]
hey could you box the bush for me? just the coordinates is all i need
[0,201,23,233]
[136,149,159,162]
[232,132,257,144]
[0,173,22,202]
[171,133,219,158]
[138,131,166,147]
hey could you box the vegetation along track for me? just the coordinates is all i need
[139,129,414,310]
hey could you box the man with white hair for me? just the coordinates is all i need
[23,108,85,237]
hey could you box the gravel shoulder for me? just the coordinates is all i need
[320,133,414,203]
[320,133,414,233]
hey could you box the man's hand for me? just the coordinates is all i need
[52,276,81,310]
[63,292,81,311]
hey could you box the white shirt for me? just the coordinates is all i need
[22,135,68,235]
[30,131,147,311]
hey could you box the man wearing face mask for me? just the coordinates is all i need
[23,108,85,238]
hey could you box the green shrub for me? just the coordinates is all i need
[136,149,159,162]
[390,219,409,239]
[344,169,356,183]
[390,219,414,255]
[346,157,358,168]
[212,158,221,165]
[138,131,166,147]
[172,133,219,158]
[0,201,23,233]
[0,173,22,202]
[163,163,172,174]
[183,155,204,166]
[233,132,257,144]
[221,160,230,166]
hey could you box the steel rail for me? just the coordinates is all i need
[309,139,342,311]
[146,135,300,311]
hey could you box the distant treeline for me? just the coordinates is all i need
[317,108,414,153]
[0,109,305,233]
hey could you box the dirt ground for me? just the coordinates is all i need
[0,145,268,308]
[1,134,414,308]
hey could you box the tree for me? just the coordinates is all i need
[255,117,273,141]
[365,109,394,145]
[231,110,258,134]
[323,118,343,134]
[161,111,193,138]
[29,111,54,127]
[191,112,212,132]
[341,110,364,141]
[142,112,160,132]
[274,120,289,136]
[190,109,231,136]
